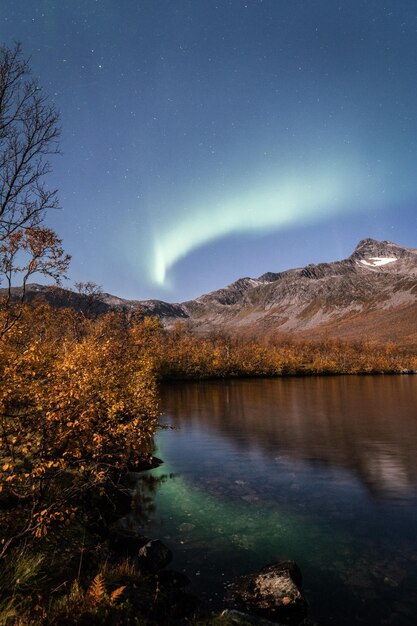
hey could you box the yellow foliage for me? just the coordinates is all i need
[139,323,417,379]
[0,305,159,549]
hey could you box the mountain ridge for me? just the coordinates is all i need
[3,238,417,346]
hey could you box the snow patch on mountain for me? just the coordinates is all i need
[358,257,397,268]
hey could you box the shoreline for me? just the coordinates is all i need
[160,368,417,383]
[116,457,320,626]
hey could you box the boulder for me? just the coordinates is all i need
[228,560,308,625]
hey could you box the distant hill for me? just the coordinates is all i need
[3,238,417,346]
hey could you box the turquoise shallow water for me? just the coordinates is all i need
[134,377,417,625]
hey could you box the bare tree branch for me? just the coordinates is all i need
[0,43,60,241]
[0,44,68,337]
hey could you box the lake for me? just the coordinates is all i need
[135,377,417,625]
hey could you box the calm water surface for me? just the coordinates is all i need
[135,377,417,625]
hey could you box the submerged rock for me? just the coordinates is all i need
[137,539,173,573]
[228,560,308,624]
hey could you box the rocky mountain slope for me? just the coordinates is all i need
[176,238,417,345]
[3,239,417,346]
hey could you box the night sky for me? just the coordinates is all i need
[1,1,417,301]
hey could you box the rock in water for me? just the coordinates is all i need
[137,539,173,573]
[229,560,308,624]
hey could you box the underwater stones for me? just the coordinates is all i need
[241,494,260,503]
[339,556,408,600]
[371,559,407,588]
[229,560,308,624]
[137,539,173,573]
[231,533,256,551]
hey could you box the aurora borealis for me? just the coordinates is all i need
[1,1,417,300]
[152,162,362,286]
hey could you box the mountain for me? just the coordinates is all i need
[175,238,417,345]
[0,283,187,320]
[3,238,417,346]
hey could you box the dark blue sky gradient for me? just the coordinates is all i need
[1,1,417,300]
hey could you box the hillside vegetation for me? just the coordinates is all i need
[151,321,417,378]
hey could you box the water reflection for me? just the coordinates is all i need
[161,377,417,500]
[137,377,417,625]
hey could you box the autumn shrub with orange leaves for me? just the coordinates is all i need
[0,304,159,557]
[148,323,417,379]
